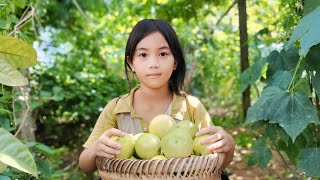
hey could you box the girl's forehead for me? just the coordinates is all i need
[136,32,169,49]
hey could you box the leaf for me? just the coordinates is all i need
[304,44,320,71]
[0,175,10,180]
[0,35,38,68]
[246,86,319,141]
[0,128,38,177]
[297,148,320,177]
[285,6,320,56]
[268,70,292,90]
[312,72,320,97]
[0,60,28,86]
[266,47,300,80]
[247,138,272,169]
[36,159,52,178]
[34,143,55,157]
[304,0,320,15]
[0,161,7,172]
[240,57,267,92]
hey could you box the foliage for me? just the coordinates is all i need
[244,5,320,177]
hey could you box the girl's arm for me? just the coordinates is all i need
[79,128,125,173]
[195,126,235,169]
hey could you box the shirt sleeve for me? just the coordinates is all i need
[83,98,118,148]
[187,95,213,129]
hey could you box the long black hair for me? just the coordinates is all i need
[124,19,186,95]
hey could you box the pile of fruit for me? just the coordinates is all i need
[111,115,213,160]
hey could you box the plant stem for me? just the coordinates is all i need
[287,58,303,92]
[275,148,299,179]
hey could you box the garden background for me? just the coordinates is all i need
[1,0,320,179]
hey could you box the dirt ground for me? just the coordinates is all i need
[225,129,305,180]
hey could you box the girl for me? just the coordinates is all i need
[79,19,235,173]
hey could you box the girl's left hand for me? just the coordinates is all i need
[195,126,235,153]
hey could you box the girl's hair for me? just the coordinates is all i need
[125,19,186,95]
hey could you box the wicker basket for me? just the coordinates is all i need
[96,153,225,180]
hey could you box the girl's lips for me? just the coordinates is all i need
[147,73,162,77]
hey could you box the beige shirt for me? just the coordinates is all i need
[83,87,213,148]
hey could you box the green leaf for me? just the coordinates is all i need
[0,128,38,177]
[0,175,10,180]
[240,57,267,92]
[36,159,52,178]
[268,70,292,90]
[0,161,7,172]
[12,0,27,8]
[297,148,320,177]
[266,47,300,80]
[0,35,38,68]
[312,72,320,97]
[247,138,272,169]
[34,143,55,157]
[246,86,319,141]
[304,0,320,15]
[285,6,320,56]
[0,60,28,86]
[304,44,320,71]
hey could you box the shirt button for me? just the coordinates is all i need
[143,127,147,131]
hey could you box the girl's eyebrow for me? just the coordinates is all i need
[135,46,170,51]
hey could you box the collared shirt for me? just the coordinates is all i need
[83,87,213,148]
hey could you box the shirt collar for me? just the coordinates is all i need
[113,87,186,121]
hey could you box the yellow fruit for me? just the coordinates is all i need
[149,115,176,139]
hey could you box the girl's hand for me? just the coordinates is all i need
[95,128,125,159]
[195,126,235,153]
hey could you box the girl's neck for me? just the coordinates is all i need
[136,86,172,101]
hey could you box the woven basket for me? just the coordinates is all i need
[96,153,225,180]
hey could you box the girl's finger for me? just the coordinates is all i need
[104,128,126,138]
[207,140,225,151]
[195,126,223,136]
[200,133,222,144]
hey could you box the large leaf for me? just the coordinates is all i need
[246,86,319,141]
[304,44,320,71]
[297,148,320,177]
[247,138,272,169]
[0,35,37,68]
[304,0,320,15]
[312,72,320,97]
[240,57,267,92]
[0,60,28,86]
[266,47,300,80]
[0,128,38,177]
[285,6,320,56]
[268,70,292,90]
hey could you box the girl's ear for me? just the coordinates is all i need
[127,56,135,71]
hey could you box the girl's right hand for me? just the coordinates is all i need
[95,128,125,159]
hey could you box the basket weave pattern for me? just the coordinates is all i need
[96,153,225,180]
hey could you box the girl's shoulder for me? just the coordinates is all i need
[177,92,203,108]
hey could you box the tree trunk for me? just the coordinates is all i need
[238,0,250,118]
[14,85,36,141]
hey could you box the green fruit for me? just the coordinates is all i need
[161,128,193,158]
[193,134,212,156]
[135,133,161,159]
[151,155,167,160]
[175,120,199,139]
[149,115,176,139]
[110,134,135,159]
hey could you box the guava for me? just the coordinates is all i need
[160,128,193,158]
[110,134,135,159]
[175,120,199,139]
[151,155,167,160]
[149,114,176,139]
[134,133,161,159]
[193,134,212,156]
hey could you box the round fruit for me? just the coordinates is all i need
[110,134,135,159]
[151,155,167,160]
[175,120,199,139]
[193,134,212,156]
[135,133,161,159]
[149,115,176,139]
[161,128,193,158]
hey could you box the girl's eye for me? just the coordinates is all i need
[160,52,168,56]
[139,53,147,57]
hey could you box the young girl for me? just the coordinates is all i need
[79,19,235,173]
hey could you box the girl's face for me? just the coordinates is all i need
[129,31,177,90]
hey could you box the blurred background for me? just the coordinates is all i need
[1,0,319,179]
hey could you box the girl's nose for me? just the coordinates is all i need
[149,56,160,69]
